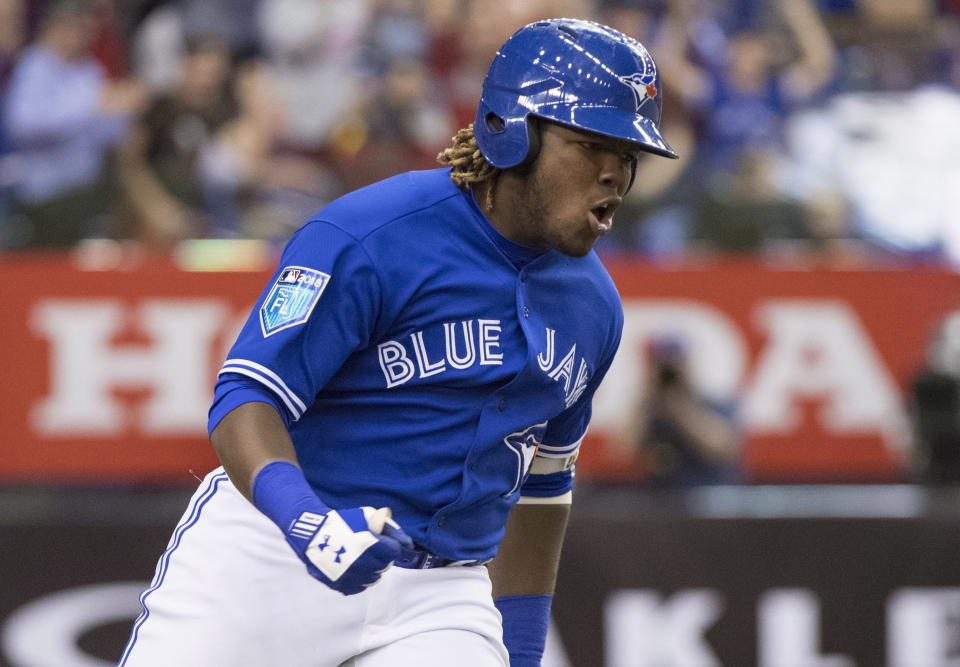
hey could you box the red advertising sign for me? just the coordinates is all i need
[587,259,960,482]
[2,253,957,483]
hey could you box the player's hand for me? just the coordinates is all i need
[283,506,414,595]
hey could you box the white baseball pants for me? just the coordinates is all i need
[119,468,509,667]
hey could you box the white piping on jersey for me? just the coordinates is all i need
[219,366,303,419]
[219,358,308,420]
[518,491,573,505]
[537,433,585,458]
[537,443,580,457]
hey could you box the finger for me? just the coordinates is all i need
[366,506,392,534]
[381,522,414,549]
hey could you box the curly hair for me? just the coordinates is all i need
[436,124,499,211]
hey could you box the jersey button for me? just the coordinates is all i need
[437,515,446,526]
[498,398,507,412]
[523,306,530,318]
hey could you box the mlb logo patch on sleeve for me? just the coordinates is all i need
[259,266,331,337]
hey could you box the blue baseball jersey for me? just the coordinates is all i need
[209,168,623,562]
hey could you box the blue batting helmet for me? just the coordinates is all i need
[474,18,678,169]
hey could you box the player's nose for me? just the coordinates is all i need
[597,153,630,194]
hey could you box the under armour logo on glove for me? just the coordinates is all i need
[300,510,381,581]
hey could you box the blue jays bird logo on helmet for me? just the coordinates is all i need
[619,70,658,112]
[619,46,659,112]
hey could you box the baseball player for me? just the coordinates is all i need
[120,18,676,667]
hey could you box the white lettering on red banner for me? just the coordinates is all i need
[31,299,228,436]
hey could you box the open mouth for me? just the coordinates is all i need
[589,202,616,235]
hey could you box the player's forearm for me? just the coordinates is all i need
[488,502,571,598]
[209,401,300,502]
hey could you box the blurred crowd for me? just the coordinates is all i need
[1,0,960,268]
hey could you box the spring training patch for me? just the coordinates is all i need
[259,266,331,337]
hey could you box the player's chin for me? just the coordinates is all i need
[555,234,598,258]
[562,245,593,258]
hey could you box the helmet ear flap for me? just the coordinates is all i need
[474,111,542,169]
[518,117,541,169]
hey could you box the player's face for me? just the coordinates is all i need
[515,123,641,257]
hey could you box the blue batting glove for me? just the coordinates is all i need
[252,461,414,595]
[285,506,414,595]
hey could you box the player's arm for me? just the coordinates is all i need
[210,400,297,501]
[488,496,571,667]
[208,221,411,595]
[488,500,571,598]
[490,440,578,667]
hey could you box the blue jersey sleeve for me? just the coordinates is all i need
[208,220,381,433]
[209,375,291,435]
[520,304,623,498]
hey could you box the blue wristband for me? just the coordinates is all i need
[251,460,329,533]
[494,594,553,667]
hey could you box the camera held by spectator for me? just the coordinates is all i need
[630,335,741,488]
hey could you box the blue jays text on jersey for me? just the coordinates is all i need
[209,168,624,563]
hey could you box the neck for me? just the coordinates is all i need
[472,172,540,249]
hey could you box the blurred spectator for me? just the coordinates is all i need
[333,56,455,190]
[116,35,236,248]
[256,0,371,153]
[625,336,741,488]
[129,0,186,93]
[196,58,333,242]
[829,0,937,93]
[660,0,837,183]
[86,0,127,79]
[598,0,662,44]
[771,0,960,267]
[363,0,430,71]
[131,0,263,94]
[909,310,960,484]
[0,0,24,88]
[597,0,841,259]
[178,0,262,58]
[0,0,24,247]
[783,84,960,268]
[2,0,147,248]
[689,148,811,254]
[933,7,960,89]
[421,0,462,86]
